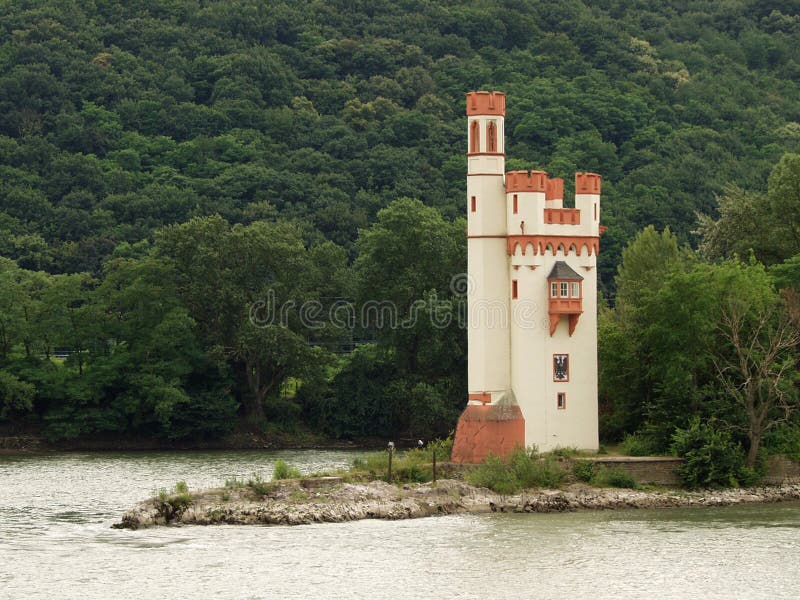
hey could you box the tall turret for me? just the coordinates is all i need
[465,91,510,398]
[452,92,525,463]
[452,92,601,462]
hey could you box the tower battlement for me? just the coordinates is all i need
[506,170,546,193]
[465,91,506,116]
[546,178,564,201]
[576,172,602,195]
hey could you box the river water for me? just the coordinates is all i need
[1,450,800,600]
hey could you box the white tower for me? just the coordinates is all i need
[452,92,601,462]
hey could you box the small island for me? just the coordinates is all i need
[115,450,800,529]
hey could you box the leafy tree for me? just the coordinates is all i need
[0,371,35,421]
[714,295,800,467]
[354,197,465,374]
[767,153,800,252]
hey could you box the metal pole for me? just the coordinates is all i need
[387,441,394,483]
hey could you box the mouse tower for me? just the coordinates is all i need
[452,91,601,463]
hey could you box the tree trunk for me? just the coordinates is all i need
[747,431,761,468]
[234,360,266,424]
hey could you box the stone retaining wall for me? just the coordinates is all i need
[581,456,683,485]
[578,455,800,486]
[763,455,800,484]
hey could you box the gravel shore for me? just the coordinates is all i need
[114,479,800,529]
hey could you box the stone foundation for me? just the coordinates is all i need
[451,403,525,463]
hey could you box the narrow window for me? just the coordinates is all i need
[513,194,518,214]
[471,196,476,213]
[594,203,598,221]
[550,282,558,298]
[487,121,497,152]
[557,392,566,410]
[512,280,518,299]
[470,120,480,153]
[571,282,580,298]
[560,282,568,297]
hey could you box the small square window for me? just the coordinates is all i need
[557,392,566,410]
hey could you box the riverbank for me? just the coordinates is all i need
[0,430,383,454]
[114,478,800,529]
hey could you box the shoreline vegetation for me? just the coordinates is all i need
[114,446,800,530]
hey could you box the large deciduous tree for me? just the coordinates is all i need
[155,215,344,423]
[715,297,800,467]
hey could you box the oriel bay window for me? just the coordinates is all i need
[546,261,584,336]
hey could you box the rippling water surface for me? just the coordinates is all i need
[2,450,800,600]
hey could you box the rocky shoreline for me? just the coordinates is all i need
[114,478,800,530]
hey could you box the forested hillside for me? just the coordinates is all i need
[2,1,800,455]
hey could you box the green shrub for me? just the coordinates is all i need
[671,418,757,488]
[272,459,302,480]
[621,432,659,456]
[465,448,567,494]
[247,473,277,496]
[573,460,596,482]
[763,422,800,462]
[511,449,566,488]
[466,453,520,494]
[153,482,193,521]
[595,466,638,489]
[550,446,580,458]
[395,463,430,483]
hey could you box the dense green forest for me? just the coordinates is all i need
[1,1,800,470]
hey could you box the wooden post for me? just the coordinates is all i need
[387,441,394,483]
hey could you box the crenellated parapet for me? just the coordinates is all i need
[506,170,546,192]
[505,168,602,242]
[575,172,602,195]
[465,91,506,116]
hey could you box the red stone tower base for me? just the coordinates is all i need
[450,402,525,464]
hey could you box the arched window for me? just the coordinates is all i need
[487,121,497,152]
[470,121,480,153]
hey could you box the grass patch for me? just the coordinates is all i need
[272,459,302,480]
[466,447,567,494]
[153,481,193,521]
[592,466,639,489]
[550,446,583,458]
[349,436,453,484]
[224,477,247,489]
[572,460,596,483]
[621,432,659,457]
[246,473,278,496]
